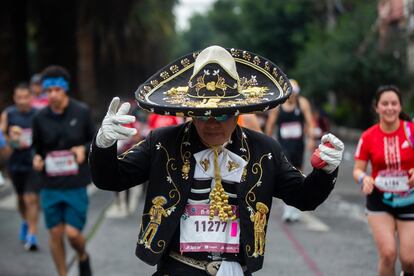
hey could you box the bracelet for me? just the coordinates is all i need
[357,172,367,186]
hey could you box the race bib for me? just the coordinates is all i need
[375,170,410,193]
[45,150,79,177]
[280,122,302,139]
[19,128,32,149]
[180,204,240,253]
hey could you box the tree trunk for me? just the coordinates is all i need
[34,0,78,95]
[0,0,29,109]
[77,18,97,109]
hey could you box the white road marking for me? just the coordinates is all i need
[300,212,330,232]
[0,192,16,210]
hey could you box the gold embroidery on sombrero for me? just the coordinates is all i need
[138,49,289,100]
[163,82,269,108]
[138,53,289,110]
[136,46,293,119]
[188,69,237,98]
[170,65,179,74]
[150,79,159,87]
[243,51,251,61]
[181,58,191,67]
[230,48,240,57]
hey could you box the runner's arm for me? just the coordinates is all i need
[299,97,316,150]
[265,108,279,136]
[0,129,11,159]
[353,159,374,194]
[0,111,8,134]
[353,159,368,184]
[31,115,45,171]
[31,115,43,156]
[241,114,262,132]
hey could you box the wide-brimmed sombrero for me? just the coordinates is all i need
[135,45,291,117]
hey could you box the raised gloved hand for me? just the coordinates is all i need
[95,97,137,148]
[311,133,344,174]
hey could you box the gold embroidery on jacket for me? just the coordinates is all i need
[245,152,273,258]
[200,158,210,172]
[181,123,192,180]
[239,129,250,182]
[139,196,170,249]
[137,140,182,254]
[227,160,239,172]
[118,140,146,160]
[250,202,269,257]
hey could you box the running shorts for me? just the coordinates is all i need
[40,186,88,230]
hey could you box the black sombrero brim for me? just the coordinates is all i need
[135,48,292,117]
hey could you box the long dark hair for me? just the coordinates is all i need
[374,85,411,121]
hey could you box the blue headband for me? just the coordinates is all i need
[42,77,69,92]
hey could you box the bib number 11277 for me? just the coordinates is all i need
[180,204,240,253]
[194,220,227,232]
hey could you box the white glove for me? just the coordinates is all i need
[96,97,137,148]
[319,133,344,174]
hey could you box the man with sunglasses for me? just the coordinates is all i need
[89,45,344,275]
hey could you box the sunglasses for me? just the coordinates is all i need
[193,115,231,122]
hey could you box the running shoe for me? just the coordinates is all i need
[79,254,92,276]
[24,234,38,251]
[282,205,300,223]
[19,222,28,242]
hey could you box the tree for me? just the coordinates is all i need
[293,0,410,128]
[0,0,178,114]
[0,1,29,107]
[178,0,324,71]
[179,0,412,128]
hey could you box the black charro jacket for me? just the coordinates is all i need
[89,122,337,273]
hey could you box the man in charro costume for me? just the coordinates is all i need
[89,46,345,275]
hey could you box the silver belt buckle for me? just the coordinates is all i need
[205,261,222,275]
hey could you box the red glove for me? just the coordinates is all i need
[311,142,333,169]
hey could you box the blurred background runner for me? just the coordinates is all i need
[238,114,262,132]
[0,129,11,187]
[0,83,40,251]
[265,79,316,222]
[29,74,48,110]
[32,65,95,276]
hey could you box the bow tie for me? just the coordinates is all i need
[193,147,247,183]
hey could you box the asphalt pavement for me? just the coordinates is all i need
[0,142,393,275]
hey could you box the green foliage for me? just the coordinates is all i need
[293,0,411,127]
[238,0,320,69]
[174,0,242,56]
[177,0,413,128]
[175,0,318,69]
